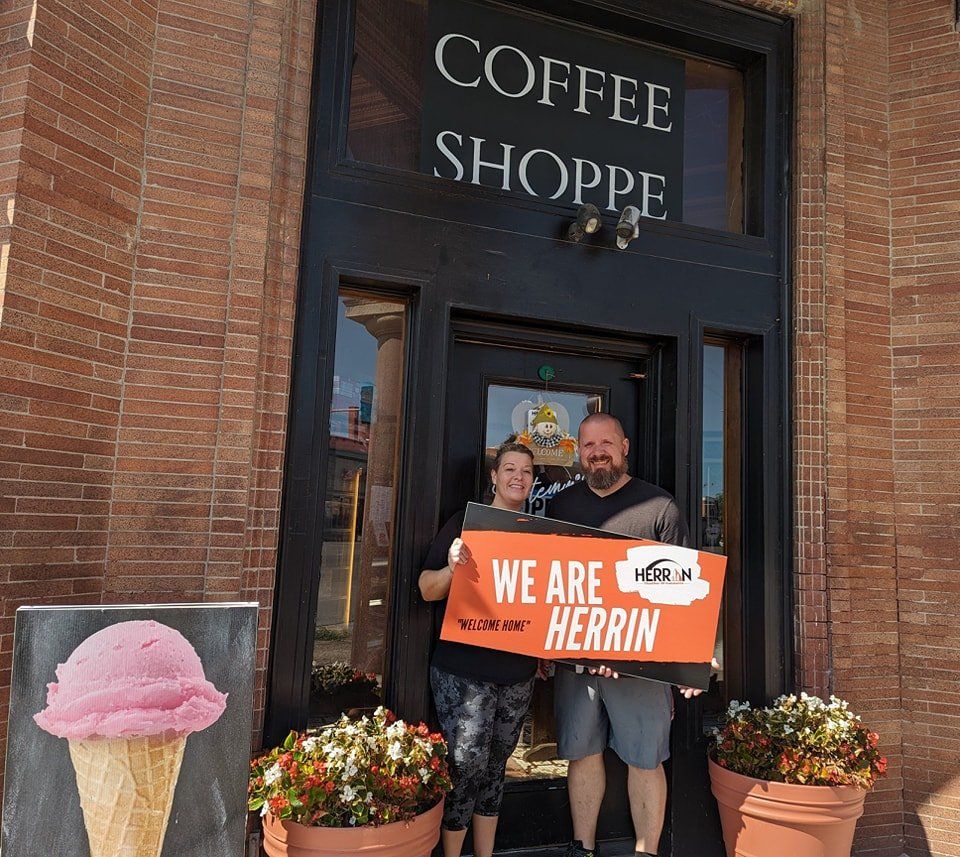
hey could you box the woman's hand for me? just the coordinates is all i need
[447,538,472,570]
[537,659,552,680]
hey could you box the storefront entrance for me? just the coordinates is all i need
[443,323,652,851]
[265,0,792,854]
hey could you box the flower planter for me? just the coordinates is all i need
[309,685,379,724]
[261,799,444,857]
[708,757,866,857]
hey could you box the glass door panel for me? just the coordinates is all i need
[311,293,407,726]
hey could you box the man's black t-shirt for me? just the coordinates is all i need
[548,478,690,547]
[422,510,538,685]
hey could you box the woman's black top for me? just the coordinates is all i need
[423,509,537,685]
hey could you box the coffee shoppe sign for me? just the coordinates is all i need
[421,0,685,220]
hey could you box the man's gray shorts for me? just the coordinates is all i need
[554,666,672,769]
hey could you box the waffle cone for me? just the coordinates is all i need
[68,734,187,857]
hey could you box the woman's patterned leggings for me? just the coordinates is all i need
[430,666,536,831]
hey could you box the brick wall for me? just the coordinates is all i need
[2,0,960,854]
[0,0,316,755]
[889,3,960,856]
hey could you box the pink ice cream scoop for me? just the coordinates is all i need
[34,619,227,740]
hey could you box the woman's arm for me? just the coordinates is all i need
[418,537,472,601]
[418,565,454,601]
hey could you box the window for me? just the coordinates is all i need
[345,0,746,233]
[701,339,743,722]
[311,293,407,726]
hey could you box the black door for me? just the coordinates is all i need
[267,2,792,856]
[438,321,667,853]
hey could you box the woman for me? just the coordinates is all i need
[419,441,539,857]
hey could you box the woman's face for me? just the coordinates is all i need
[491,452,534,506]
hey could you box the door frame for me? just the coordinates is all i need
[441,317,674,852]
[264,0,793,852]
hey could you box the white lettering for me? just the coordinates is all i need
[485,44,536,98]
[639,171,668,220]
[545,606,570,649]
[538,55,571,106]
[587,561,602,604]
[545,559,565,604]
[582,608,606,651]
[518,148,569,200]
[433,131,464,180]
[572,158,602,206]
[520,559,536,604]
[603,607,628,651]
[434,34,481,88]
[470,136,514,190]
[634,608,661,652]
[643,83,673,132]
[566,606,589,651]
[606,164,635,211]
[610,73,639,125]
[566,560,586,603]
[492,558,521,603]
[574,65,606,114]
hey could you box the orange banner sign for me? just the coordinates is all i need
[440,503,727,687]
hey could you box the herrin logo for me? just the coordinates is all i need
[615,545,711,606]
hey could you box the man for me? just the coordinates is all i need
[548,412,705,857]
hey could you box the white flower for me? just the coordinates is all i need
[302,737,321,753]
[388,741,404,760]
[366,791,374,804]
[260,802,269,818]
[341,785,357,802]
[263,764,282,786]
[367,736,378,749]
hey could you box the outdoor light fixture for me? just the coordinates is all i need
[615,205,641,250]
[567,203,602,242]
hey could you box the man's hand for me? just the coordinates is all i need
[447,538,472,570]
[677,658,721,699]
[588,664,620,679]
[537,659,552,680]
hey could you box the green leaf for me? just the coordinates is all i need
[283,730,297,751]
[248,797,265,811]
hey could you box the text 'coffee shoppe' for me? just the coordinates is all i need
[421,0,685,217]
[10,0,960,853]
[266,0,792,853]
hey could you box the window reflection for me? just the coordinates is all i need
[701,341,744,726]
[312,293,406,726]
[345,0,746,233]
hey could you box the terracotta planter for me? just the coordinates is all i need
[261,799,443,857]
[708,758,866,857]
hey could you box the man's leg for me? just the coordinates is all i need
[554,667,609,855]
[628,763,667,854]
[600,677,673,857]
[568,752,606,850]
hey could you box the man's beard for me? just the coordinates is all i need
[584,457,627,490]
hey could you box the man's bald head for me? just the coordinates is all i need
[578,412,626,441]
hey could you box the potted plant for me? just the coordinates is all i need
[249,706,452,857]
[309,661,380,723]
[708,693,887,857]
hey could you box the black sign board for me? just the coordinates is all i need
[421,0,685,220]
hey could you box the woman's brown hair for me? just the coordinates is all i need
[492,440,534,470]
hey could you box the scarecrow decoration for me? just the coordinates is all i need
[512,400,577,466]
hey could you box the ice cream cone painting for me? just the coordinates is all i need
[33,620,228,857]
[1,604,255,857]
